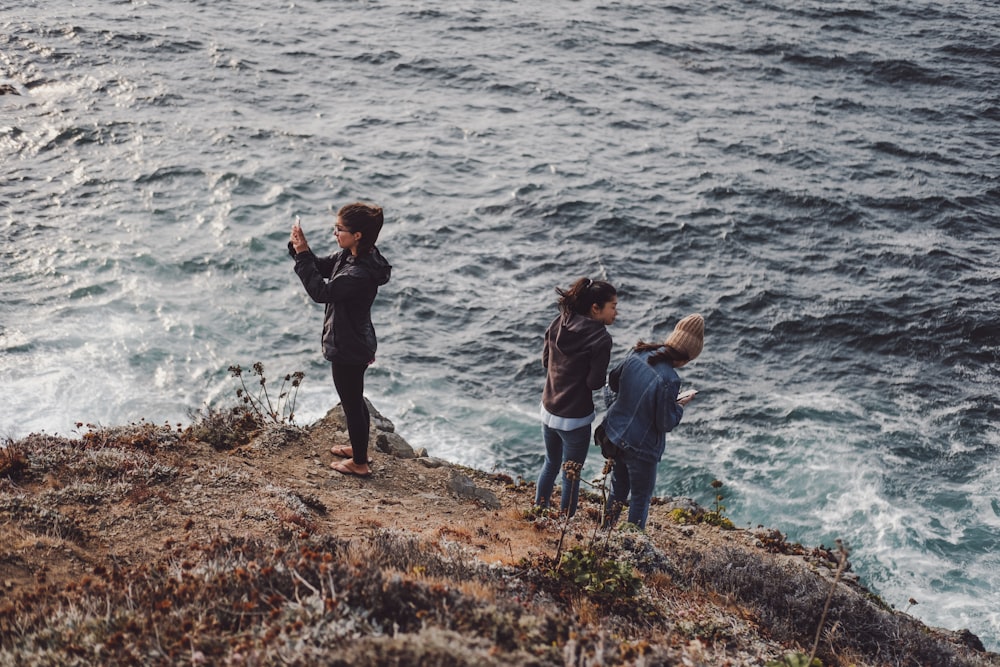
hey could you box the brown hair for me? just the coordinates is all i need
[633,341,689,366]
[338,202,384,255]
[556,277,617,317]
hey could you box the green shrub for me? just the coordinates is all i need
[555,545,642,605]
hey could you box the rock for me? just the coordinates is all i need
[661,496,702,514]
[368,400,395,433]
[315,399,420,459]
[376,432,416,459]
[448,473,476,496]
[415,457,446,469]
[447,472,501,510]
[322,398,395,433]
[954,629,986,653]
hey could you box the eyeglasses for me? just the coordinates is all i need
[334,226,354,235]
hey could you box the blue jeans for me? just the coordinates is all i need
[605,448,659,529]
[535,423,591,517]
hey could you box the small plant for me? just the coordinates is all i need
[185,364,305,450]
[228,363,304,425]
[553,460,583,564]
[665,480,736,530]
[703,479,734,529]
[553,545,642,605]
[554,453,648,608]
[710,479,724,513]
[756,528,807,556]
[668,507,696,524]
[186,406,264,451]
[0,442,28,482]
[588,457,617,534]
[807,539,849,665]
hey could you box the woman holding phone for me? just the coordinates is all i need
[289,202,391,477]
[599,313,704,529]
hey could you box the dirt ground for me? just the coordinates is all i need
[3,402,997,667]
[0,400,938,599]
[1,402,589,592]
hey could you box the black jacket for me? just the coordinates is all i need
[293,246,392,364]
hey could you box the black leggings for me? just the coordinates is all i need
[331,362,370,465]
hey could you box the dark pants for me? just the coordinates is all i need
[331,362,370,465]
[605,448,658,529]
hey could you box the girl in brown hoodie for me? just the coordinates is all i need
[534,277,618,517]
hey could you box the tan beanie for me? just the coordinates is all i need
[665,313,704,361]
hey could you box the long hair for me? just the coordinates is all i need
[338,202,384,255]
[556,277,617,317]
[633,341,689,366]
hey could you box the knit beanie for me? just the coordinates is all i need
[665,313,704,361]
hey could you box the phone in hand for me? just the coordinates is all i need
[288,216,302,257]
[677,389,698,403]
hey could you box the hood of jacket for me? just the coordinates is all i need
[551,311,608,356]
[352,246,392,286]
[541,311,613,419]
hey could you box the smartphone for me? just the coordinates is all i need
[288,216,301,257]
[677,389,698,402]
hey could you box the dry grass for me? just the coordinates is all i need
[1,408,997,667]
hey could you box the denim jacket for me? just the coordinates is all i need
[602,349,683,462]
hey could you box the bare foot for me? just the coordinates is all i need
[330,445,353,458]
[330,459,371,478]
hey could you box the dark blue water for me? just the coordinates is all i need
[2,0,999,648]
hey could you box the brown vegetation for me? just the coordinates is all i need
[1,401,997,666]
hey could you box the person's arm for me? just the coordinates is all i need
[289,223,309,254]
[312,254,338,278]
[294,259,371,304]
[541,328,550,371]
[289,222,338,277]
[586,338,612,390]
[656,378,684,433]
[603,357,624,408]
[607,357,625,393]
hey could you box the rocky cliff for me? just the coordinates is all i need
[1,401,996,666]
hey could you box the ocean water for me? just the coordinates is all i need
[3,0,999,649]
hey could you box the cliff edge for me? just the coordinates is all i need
[1,401,996,666]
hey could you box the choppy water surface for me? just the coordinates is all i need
[3,0,999,648]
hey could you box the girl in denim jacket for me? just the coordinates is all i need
[601,313,704,529]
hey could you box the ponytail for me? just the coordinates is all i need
[633,341,689,367]
[556,277,617,317]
